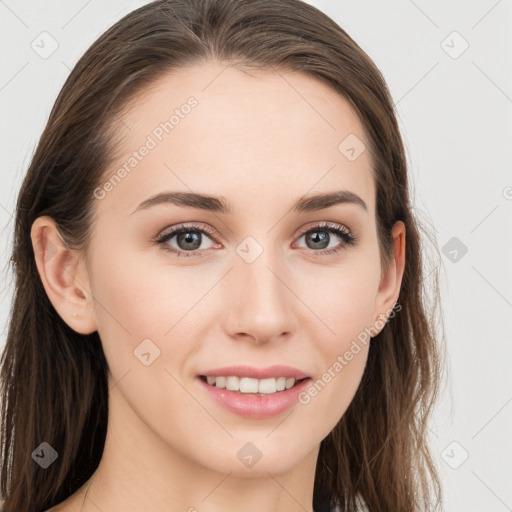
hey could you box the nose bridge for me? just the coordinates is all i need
[223,236,296,342]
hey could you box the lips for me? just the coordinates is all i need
[195,373,313,419]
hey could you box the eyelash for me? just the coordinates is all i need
[154,221,358,258]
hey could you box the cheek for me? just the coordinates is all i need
[90,245,201,334]
[304,260,379,349]
[87,250,206,439]
[88,246,209,382]
[295,261,376,425]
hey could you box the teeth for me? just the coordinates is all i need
[204,376,298,394]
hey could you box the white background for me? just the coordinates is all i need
[1,1,511,511]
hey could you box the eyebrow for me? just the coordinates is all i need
[131,189,367,215]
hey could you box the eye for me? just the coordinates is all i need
[154,223,219,257]
[294,221,357,256]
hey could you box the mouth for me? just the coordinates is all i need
[198,375,311,396]
[195,373,313,418]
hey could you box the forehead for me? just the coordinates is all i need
[98,62,375,218]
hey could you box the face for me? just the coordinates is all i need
[69,62,401,477]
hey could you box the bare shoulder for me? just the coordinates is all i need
[44,475,94,512]
[44,491,85,512]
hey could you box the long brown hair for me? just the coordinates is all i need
[0,1,445,510]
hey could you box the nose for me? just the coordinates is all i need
[222,246,297,345]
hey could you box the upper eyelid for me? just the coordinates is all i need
[156,222,216,241]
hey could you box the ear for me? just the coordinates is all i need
[30,216,97,335]
[372,220,406,333]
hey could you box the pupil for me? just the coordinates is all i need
[307,231,329,249]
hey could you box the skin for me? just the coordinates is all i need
[32,62,405,512]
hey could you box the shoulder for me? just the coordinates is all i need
[44,504,65,512]
[43,493,84,512]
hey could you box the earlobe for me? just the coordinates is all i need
[372,220,406,328]
[30,216,97,335]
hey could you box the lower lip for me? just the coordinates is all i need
[195,376,312,419]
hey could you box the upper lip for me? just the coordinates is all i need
[198,365,310,380]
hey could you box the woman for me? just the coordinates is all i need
[0,0,445,510]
